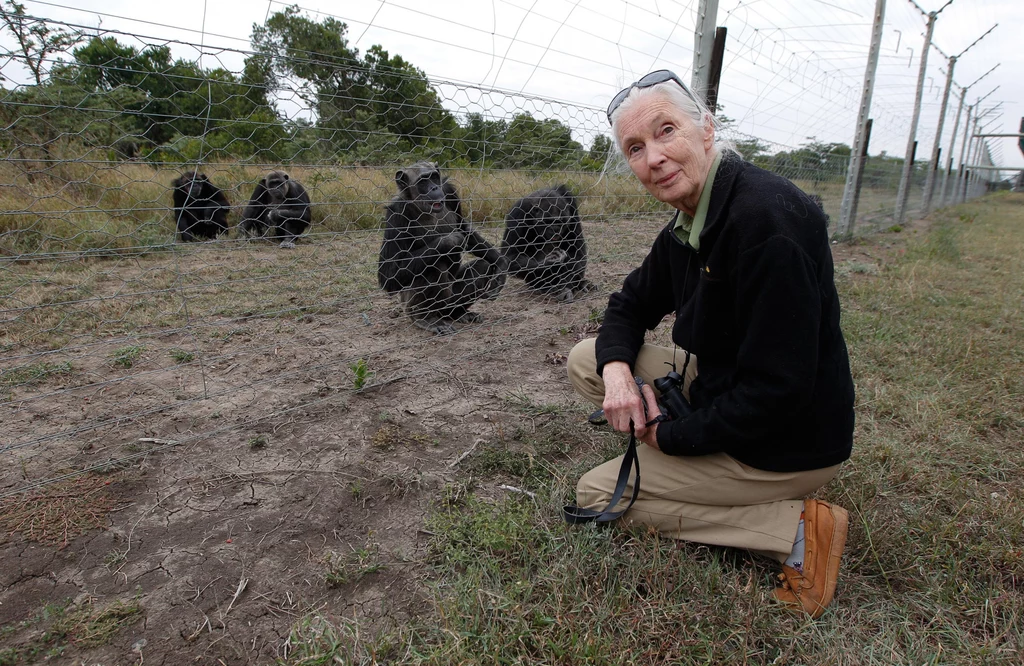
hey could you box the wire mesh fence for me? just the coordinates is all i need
[0,1,997,498]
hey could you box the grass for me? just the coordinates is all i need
[279,192,1024,664]
[0,157,904,256]
[247,434,270,450]
[0,597,141,664]
[0,161,666,256]
[0,360,72,386]
[349,358,374,390]
[110,345,143,369]
[370,424,432,451]
[169,348,195,364]
[322,543,387,588]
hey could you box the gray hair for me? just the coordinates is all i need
[609,81,732,156]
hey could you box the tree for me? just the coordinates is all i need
[250,5,367,150]
[453,113,507,166]
[71,36,287,159]
[589,134,613,159]
[501,114,583,169]
[249,7,459,158]
[362,45,455,150]
[767,139,852,184]
[733,136,771,163]
[0,1,80,85]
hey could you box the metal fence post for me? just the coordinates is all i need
[956,104,973,203]
[706,27,728,113]
[894,11,935,226]
[847,119,873,228]
[922,55,955,213]
[940,87,966,206]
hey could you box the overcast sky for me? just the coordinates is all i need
[4,0,1022,172]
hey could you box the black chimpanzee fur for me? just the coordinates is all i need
[501,185,593,301]
[378,162,507,335]
[171,171,230,242]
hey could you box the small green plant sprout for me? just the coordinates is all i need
[247,434,269,450]
[111,345,143,369]
[350,358,374,390]
[322,543,385,587]
[169,348,195,364]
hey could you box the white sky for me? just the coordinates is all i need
[4,0,1023,172]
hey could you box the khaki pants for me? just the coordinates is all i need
[568,338,840,562]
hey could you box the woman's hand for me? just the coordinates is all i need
[600,362,648,437]
[636,382,662,450]
[602,361,644,435]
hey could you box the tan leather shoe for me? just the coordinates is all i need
[773,499,849,619]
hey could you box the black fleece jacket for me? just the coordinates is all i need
[595,153,855,473]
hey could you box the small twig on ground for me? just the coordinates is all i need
[138,437,178,445]
[498,484,537,499]
[186,615,212,641]
[449,438,484,468]
[224,576,249,617]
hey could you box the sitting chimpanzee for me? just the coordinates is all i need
[378,162,507,335]
[501,184,594,302]
[171,171,231,242]
[239,170,312,248]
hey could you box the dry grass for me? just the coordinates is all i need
[0,161,668,255]
[0,475,115,549]
[0,159,907,256]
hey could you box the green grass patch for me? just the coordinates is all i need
[0,597,141,664]
[322,543,386,588]
[169,348,195,364]
[349,358,374,390]
[247,434,269,451]
[0,361,72,386]
[110,345,143,369]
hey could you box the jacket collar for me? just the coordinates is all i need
[693,150,745,254]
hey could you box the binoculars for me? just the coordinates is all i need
[652,370,693,421]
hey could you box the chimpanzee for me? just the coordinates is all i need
[171,171,230,242]
[378,162,507,335]
[239,170,312,248]
[501,185,593,302]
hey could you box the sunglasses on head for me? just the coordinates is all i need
[606,70,698,124]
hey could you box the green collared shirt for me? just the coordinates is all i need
[672,151,722,251]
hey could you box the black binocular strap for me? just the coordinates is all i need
[562,430,640,524]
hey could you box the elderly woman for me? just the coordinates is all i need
[568,70,855,618]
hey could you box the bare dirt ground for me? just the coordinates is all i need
[0,214,914,665]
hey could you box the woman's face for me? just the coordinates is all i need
[615,95,714,215]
